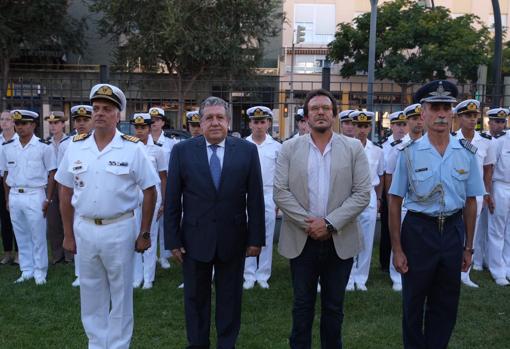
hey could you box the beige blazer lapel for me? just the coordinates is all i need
[294,135,310,210]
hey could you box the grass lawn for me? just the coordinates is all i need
[0,243,509,348]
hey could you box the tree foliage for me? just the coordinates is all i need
[0,0,86,109]
[90,0,283,80]
[328,0,491,83]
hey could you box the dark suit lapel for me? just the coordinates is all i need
[218,137,235,192]
[195,136,218,193]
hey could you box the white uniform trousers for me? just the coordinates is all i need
[133,197,161,284]
[389,208,407,285]
[9,188,48,279]
[158,218,171,260]
[351,189,377,285]
[473,206,489,268]
[244,192,275,283]
[487,181,510,280]
[461,196,484,280]
[75,215,137,349]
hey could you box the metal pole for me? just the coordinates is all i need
[322,59,331,91]
[491,0,503,107]
[99,65,109,83]
[368,0,378,140]
[289,39,296,137]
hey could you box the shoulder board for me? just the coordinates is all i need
[459,139,477,154]
[60,136,70,144]
[73,133,91,142]
[121,134,140,143]
[480,132,492,140]
[154,141,163,147]
[374,143,382,149]
[39,138,51,145]
[398,139,415,151]
[2,139,14,146]
[390,139,402,147]
[379,136,388,144]
[494,131,506,139]
[164,131,175,139]
[450,131,457,136]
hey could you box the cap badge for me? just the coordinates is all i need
[97,86,113,96]
[358,113,367,121]
[497,110,507,118]
[254,108,264,117]
[134,116,145,124]
[430,82,451,98]
[150,109,159,116]
[12,111,22,120]
[77,107,87,116]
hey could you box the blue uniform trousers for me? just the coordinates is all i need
[401,211,464,349]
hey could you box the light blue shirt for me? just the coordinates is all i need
[206,138,225,168]
[389,134,484,216]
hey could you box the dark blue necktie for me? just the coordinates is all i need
[209,144,221,189]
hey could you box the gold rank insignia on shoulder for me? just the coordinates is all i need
[121,134,140,143]
[456,168,468,175]
[73,133,91,142]
[459,139,477,154]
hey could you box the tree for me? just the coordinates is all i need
[90,0,283,126]
[328,0,491,85]
[0,0,86,110]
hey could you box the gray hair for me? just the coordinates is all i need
[199,96,231,120]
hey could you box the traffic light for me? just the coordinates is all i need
[296,25,306,44]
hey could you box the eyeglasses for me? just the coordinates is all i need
[309,105,332,112]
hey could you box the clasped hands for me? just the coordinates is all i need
[305,217,331,241]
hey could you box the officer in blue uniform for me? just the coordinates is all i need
[388,80,484,349]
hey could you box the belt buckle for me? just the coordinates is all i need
[94,218,103,225]
[18,188,24,193]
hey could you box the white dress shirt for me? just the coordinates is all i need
[307,136,332,218]
[246,134,282,193]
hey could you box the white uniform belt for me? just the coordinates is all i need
[82,211,134,226]
[10,187,44,194]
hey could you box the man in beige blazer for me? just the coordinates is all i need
[274,89,371,349]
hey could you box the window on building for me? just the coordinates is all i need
[489,14,508,32]
[294,4,336,44]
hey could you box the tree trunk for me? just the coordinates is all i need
[177,74,184,130]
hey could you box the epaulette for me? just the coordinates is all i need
[494,131,506,139]
[390,139,402,147]
[379,136,388,145]
[164,131,175,139]
[154,141,163,147]
[374,142,383,149]
[479,132,492,140]
[121,134,140,143]
[39,138,51,145]
[2,139,14,146]
[73,133,91,142]
[459,139,477,154]
[398,139,415,151]
[45,136,52,142]
[450,131,457,136]
[60,136,70,144]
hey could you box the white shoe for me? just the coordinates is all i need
[346,282,355,291]
[472,264,483,271]
[72,278,80,287]
[356,282,368,291]
[317,283,321,293]
[258,280,270,289]
[243,280,255,290]
[178,283,184,289]
[461,278,479,288]
[133,279,143,288]
[35,277,46,285]
[392,283,402,292]
[14,273,33,284]
[142,281,153,289]
[159,258,171,269]
[495,278,510,286]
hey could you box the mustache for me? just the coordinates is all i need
[434,119,448,125]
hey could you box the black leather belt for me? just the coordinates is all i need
[407,210,462,233]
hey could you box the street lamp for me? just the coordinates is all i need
[367,0,378,140]
[289,25,306,137]
[492,0,503,107]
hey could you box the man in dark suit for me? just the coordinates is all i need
[165,96,265,349]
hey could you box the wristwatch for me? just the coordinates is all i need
[464,247,474,254]
[324,219,337,234]
[142,231,150,240]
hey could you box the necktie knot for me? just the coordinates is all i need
[210,144,218,153]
